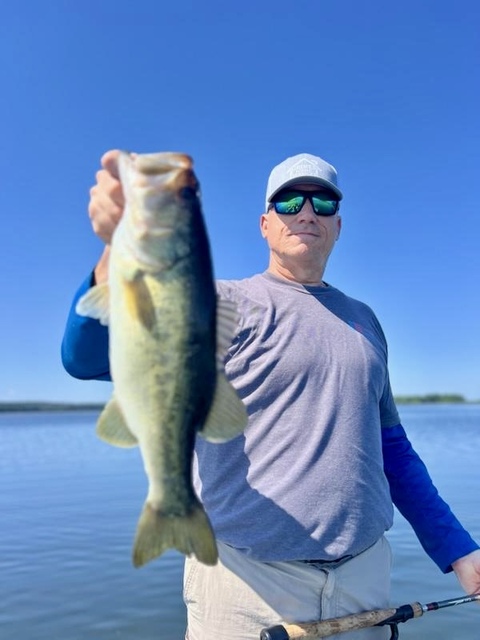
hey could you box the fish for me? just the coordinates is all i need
[76,151,248,567]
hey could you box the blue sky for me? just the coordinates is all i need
[1,0,479,402]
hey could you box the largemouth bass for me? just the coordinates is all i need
[76,152,247,567]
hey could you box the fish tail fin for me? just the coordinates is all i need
[132,501,218,568]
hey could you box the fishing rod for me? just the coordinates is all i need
[260,593,480,640]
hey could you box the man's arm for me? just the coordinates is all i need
[61,271,111,380]
[61,150,124,381]
[382,424,480,592]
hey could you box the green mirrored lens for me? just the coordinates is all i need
[311,196,337,215]
[274,195,304,214]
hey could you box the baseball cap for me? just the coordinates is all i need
[265,153,343,210]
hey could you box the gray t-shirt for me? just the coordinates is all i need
[194,271,400,561]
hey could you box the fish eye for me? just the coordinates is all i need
[179,186,199,201]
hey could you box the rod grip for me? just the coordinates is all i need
[261,607,400,639]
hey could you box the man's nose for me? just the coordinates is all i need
[297,199,317,220]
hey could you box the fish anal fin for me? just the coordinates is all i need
[96,398,138,448]
[199,372,248,443]
[132,501,218,568]
[76,283,110,326]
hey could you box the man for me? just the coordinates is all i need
[62,151,480,640]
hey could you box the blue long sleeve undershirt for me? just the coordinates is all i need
[61,273,111,381]
[61,273,479,573]
[382,424,478,572]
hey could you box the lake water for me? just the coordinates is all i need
[1,405,479,639]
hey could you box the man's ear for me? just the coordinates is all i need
[336,215,342,240]
[260,213,268,238]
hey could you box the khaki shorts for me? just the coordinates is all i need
[184,536,392,640]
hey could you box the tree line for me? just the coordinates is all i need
[394,394,470,404]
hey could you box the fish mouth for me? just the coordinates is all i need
[133,153,199,195]
[134,152,193,175]
[119,152,200,201]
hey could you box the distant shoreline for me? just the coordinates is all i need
[0,395,478,412]
[0,402,104,412]
[394,394,479,405]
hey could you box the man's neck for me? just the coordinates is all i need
[267,260,326,286]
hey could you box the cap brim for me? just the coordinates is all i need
[268,177,343,202]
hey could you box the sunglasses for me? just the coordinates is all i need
[269,190,340,216]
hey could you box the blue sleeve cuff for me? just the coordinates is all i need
[382,424,479,573]
[61,272,112,381]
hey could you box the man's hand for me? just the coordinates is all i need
[89,149,124,244]
[452,549,480,596]
[88,150,125,284]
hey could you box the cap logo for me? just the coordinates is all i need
[287,157,325,179]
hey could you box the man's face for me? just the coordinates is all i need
[260,183,342,273]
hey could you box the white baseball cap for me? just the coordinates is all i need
[265,153,343,210]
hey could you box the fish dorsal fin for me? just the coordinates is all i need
[76,283,110,326]
[96,397,138,447]
[199,371,248,442]
[198,297,248,443]
[216,297,239,365]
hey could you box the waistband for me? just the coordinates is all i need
[297,539,380,569]
[299,554,353,568]
[301,554,352,565]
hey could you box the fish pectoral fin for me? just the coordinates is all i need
[96,398,138,447]
[122,276,156,330]
[199,372,248,442]
[75,283,110,326]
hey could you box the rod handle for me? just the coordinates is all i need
[260,603,423,639]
